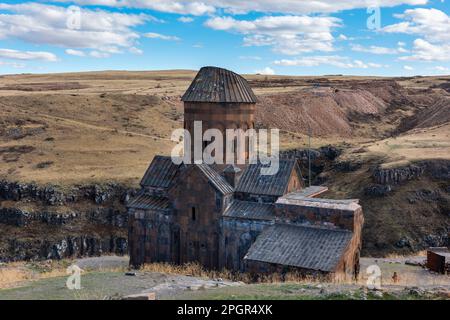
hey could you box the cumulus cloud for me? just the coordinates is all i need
[56,0,215,15]
[145,32,181,41]
[255,67,275,75]
[65,49,86,56]
[0,48,57,61]
[383,8,450,42]
[350,44,407,54]
[403,65,414,70]
[383,8,450,61]
[205,15,341,55]
[58,0,427,15]
[274,56,384,68]
[399,39,450,61]
[0,3,151,56]
[89,50,110,58]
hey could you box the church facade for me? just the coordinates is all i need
[127,67,364,279]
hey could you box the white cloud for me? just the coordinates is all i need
[65,49,86,57]
[255,67,275,75]
[399,39,450,61]
[57,0,215,15]
[59,0,427,15]
[89,50,110,58]
[178,16,194,23]
[383,8,450,43]
[338,34,348,40]
[383,8,450,61]
[0,3,151,55]
[351,44,408,54]
[0,48,57,61]
[129,47,143,55]
[403,65,414,70]
[145,32,181,41]
[205,15,341,55]
[274,56,384,68]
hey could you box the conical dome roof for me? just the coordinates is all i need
[182,66,257,103]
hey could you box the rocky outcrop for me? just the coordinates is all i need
[3,236,127,261]
[372,164,425,185]
[0,180,138,205]
[0,207,79,226]
[88,208,128,228]
[372,160,450,185]
[0,181,135,262]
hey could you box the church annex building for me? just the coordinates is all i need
[127,67,364,279]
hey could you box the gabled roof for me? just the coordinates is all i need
[223,200,274,221]
[235,159,301,196]
[126,193,170,211]
[140,155,181,188]
[181,66,257,103]
[244,224,353,272]
[196,164,234,194]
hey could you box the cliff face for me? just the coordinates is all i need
[0,181,137,262]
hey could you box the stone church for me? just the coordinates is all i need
[127,66,364,279]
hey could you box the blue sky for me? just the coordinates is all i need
[0,0,449,76]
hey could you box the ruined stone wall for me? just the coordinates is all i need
[220,217,272,271]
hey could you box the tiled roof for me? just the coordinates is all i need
[196,164,234,194]
[140,155,181,188]
[223,200,275,221]
[181,66,257,103]
[235,159,300,196]
[126,193,171,211]
[244,224,353,272]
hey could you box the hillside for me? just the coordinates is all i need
[0,70,449,258]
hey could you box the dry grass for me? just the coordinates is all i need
[139,262,356,285]
[0,260,70,289]
[365,123,450,168]
[0,268,29,289]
